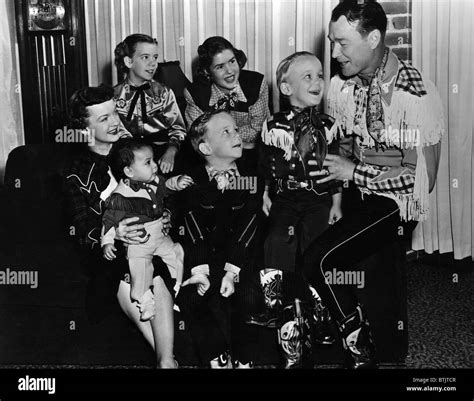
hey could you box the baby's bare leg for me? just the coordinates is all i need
[117,280,154,347]
[149,275,176,368]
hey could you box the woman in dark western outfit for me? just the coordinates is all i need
[62,85,178,368]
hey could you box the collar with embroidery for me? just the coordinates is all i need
[340,49,426,97]
[205,163,240,192]
[210,83,247,107]
[205,163,240,179]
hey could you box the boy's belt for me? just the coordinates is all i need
[276,178,324,191]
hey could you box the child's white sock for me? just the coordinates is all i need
[138,288,155,321]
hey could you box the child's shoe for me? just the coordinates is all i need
[209,351,232,369]
[233,360,254,369]
[138,288,155,321]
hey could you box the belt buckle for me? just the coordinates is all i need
[286,180,300,190]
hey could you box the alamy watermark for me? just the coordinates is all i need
[227,176,257,194]
[18,375,55,395]
[55,126,95,145]
[217,175,257,194]
[379,126,420,147]
[0,268,38,289]
[324,268,365,289]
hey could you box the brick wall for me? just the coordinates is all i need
[378,0,412,62]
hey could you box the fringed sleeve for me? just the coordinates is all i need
[327,74,443,221]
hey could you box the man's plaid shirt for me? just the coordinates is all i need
[336,51,433,196]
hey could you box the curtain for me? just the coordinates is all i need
[0,0,24,184]
[411,0,474,260]
[84,0,337,112]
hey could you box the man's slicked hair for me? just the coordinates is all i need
[331,0,387,38]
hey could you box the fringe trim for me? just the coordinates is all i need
[261,123,294,161]
[327,77,358,141]
[358,187,428,222]
[324,124,339,145]
[328,74,444,222]
[384,79,444,149]
[328,75,444,149]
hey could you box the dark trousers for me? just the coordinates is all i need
[264,190,331,273]
[177,268,262,365]
[301,185,413,324]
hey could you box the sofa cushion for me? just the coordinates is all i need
[3,144,80,244]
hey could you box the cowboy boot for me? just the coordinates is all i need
[338,306,377,369]
[308,285,335,346]
[278,298,313,369]
[246,270,283,328]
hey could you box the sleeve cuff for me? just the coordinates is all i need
[352,162,369,187]
[165,176,181,191]
[224,262,241,276]
[99,170,117,201]
[100,227,115,246]
[191,264,210,276]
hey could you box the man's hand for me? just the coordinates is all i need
[309,154,356,184]
[103,244,117,260]
[158,145,178,174]
[116,217,148,245]
[220,272,235,298]
[181,274,210,296]
[262,191,272,216]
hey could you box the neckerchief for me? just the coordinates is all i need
[206,164,239,192]
[126,178,158,192]
[210,83,248,112]
[211,91,240,111]
[364,47,389,149]
[292,107,327,170]
[125,178,160,208]
[126,82,151,122]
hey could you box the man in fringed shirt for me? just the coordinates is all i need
[302,0,443,368]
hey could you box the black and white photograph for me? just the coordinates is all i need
[0,0,472,399]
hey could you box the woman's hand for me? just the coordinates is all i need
[116,216,147,244]
[158,145,178,174]
[161,209,172,236]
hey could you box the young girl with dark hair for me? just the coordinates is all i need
[114,34,186,174]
